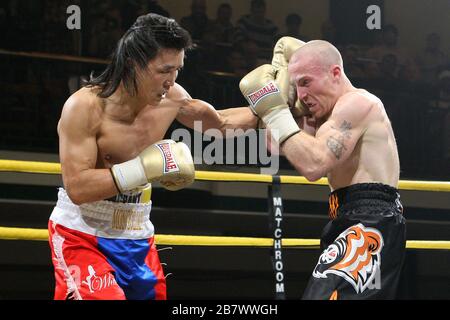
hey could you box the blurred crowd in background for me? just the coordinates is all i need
[0,0,449,180]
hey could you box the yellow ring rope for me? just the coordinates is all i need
[1,159,450,191]
[0,226,449,250]
[0,159,448,250]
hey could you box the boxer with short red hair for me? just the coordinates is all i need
[240,39,406,299]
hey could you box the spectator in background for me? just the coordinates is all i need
[179,2,235,76]
[40,1,79,54]
[135,0,170,19]
[180,0,212,41]
[0,6,7,37]
[320,19,338,44]
[210,3,235,44]
[436,71,450,109]
[378,54,399,83]
[88,11,124,58]
[224,48,249,78]
[146,0,170,17]
[416,33,449,86]
[341,44,366,79]
[365,24,414,79]
[122,1,170,30]
[278,13,309,42]
[419,69,450,172]
[398,61,421,85]
[234,0,278,60]
[370,29,384,48]
[367,25,401,56]
[87,14,108,56]
[106,5,124,30]
[372,53,403,125]
[433,70,450,164]
[238,37,269,71]
[193,30,226,72]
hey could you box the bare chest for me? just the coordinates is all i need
[96,109,177,167]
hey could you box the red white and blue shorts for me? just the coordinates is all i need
[48,188,166,300]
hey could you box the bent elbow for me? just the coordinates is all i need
[65,180,85,205]
[303,171,325,182]
[290,163,321,182]
[65,188,84,205]
[286,147,329,182]
[301,162,327,182]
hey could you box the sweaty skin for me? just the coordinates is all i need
[284,41,399,191]
[58,48,256,204]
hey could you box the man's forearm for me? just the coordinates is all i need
[216,107,258,135]
[281,132,328,181]
[63,168,119,204]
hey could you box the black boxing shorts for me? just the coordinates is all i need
[302,183,406,300]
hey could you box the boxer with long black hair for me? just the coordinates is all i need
[49,13,256,300]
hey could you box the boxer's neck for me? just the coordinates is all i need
[338,76,355,96]
[107,85,149,117]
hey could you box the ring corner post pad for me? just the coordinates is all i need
[268,175,286,300]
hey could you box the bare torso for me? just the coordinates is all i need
[95,98,178,169]
[327,89,400,191]
[60,85,187,169]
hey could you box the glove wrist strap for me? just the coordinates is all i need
[263,106,300,144]
[111,157,148,192]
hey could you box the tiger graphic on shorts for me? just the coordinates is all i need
[312,223,384,293]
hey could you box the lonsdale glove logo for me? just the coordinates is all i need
[157,142,180,174]
[247,81,280,107]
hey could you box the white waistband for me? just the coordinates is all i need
[50,188,154,239]
[56,188,151,222]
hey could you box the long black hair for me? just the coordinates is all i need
[85,13,192,98]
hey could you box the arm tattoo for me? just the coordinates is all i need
[326,120,352,160]
[339,120,352,138]
[327,136,346,159]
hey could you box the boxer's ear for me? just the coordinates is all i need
[331,65,342,80]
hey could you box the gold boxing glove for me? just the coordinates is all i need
[111,140,195,192]
[239,64,300,145]
[272,36,310,118]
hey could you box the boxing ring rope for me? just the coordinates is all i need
[1,159,450,191]
[0,159,449,251]
[1,226,449,250]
